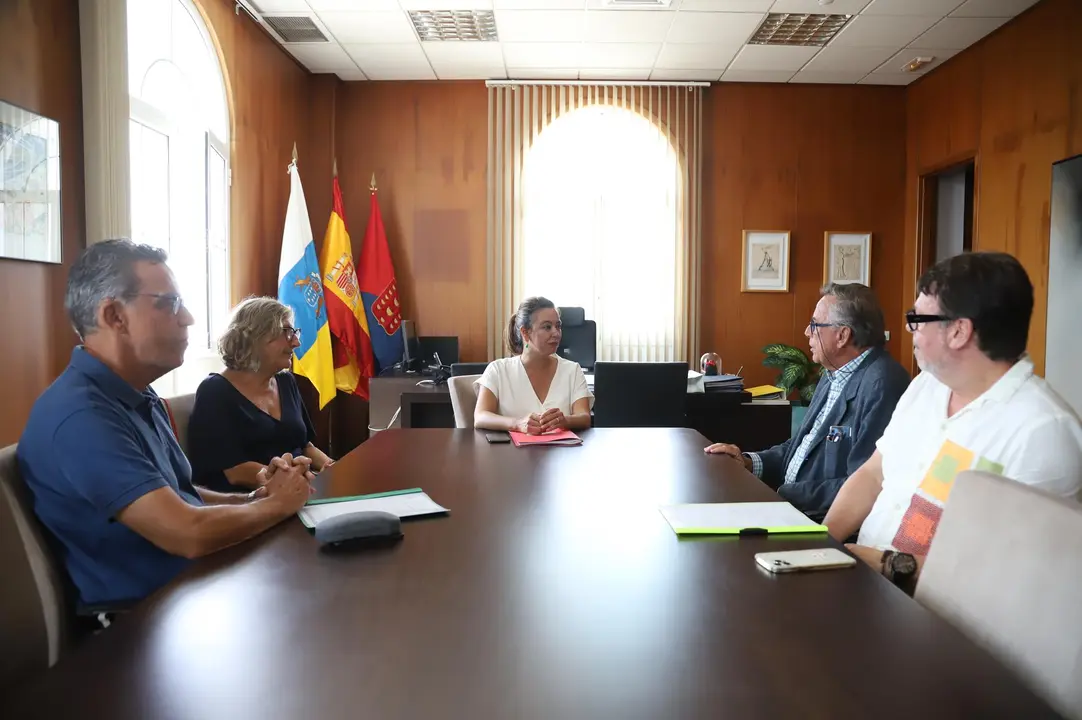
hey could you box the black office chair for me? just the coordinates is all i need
[557,306,597,371]
[451,362,489,377]
[591,362,688,428]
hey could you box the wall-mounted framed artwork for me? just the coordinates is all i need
[0,99,62,264]
[741,230,790,292]
[824,231,871,286]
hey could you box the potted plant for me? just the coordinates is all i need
[761,343,821,405]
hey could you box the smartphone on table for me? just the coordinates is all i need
[754,548,857,574]
[484,432,511,444]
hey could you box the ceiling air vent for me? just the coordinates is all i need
[262,15,329,43]
[410,10,498,41]
[749,13,851,47]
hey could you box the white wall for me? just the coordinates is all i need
[936,167,967,262]
[1046,156,1082,416]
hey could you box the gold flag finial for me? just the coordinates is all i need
[333,158,338,177]
[291,142,298,163]
[370,172,377,191]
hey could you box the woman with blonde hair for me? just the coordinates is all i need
[188,296,334,493]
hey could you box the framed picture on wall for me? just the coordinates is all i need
[0,98,62,264]
[741,230,790,292]
[824,231,871,286]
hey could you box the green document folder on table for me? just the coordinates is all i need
[659,501,828,536]
[298,488,448,529]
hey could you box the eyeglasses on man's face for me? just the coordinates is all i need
[282,326,301,342]
[808,320,842,331]
[126,292,185,316]
[905,309,952,332]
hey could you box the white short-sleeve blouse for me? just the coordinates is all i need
[476,355,594,420]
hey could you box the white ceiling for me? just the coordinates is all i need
[248,0,1041,85]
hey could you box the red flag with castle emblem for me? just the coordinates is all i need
[318,171,376,400]
[358,178,403,372]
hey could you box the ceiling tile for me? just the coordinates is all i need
[802,45,894,74]
[363,65,437,80]
[282,42,357,71]
[789,70,868,83]
[423,39,506,65]
[307,0,398,10]
[768,0,871,13]
[912,16,1008,49]
[505,67,580,79]
[585,10,675,43]
[398,0,493,9]
[250,0,312,11]
[316,11,418,43]
[493,11,586,42]
[858,73,914,85]
[343,42,434,78]
[579,42,662,67]
[494,0,586,7]
[872,45,959,74]
[502,42,583,68]
[829,14,941,47]
[655,42,742,69]
[332,68,368,81]
[680,0,773,10]
[666,11,764,43]
[727,44,819,71]
[651,67,725,81]
[861,0,965,15]
[721,68,796,82]
[578,68,653,80]
[949,0,1039,17]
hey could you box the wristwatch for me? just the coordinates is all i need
[881,550,918,593]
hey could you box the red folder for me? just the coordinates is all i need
[508,430,582,447]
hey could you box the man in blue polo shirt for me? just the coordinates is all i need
[18,239,315,609]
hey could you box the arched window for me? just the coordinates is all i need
[521,105,680,361]
[127,0,230,395]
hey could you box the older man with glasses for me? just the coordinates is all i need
[17,239,316,614]
[705,282,910,522]
[825,252,1082,594]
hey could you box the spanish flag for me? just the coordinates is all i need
[318,169,376,400]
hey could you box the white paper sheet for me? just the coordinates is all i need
[298,492,448,528]
[658,502,826,535]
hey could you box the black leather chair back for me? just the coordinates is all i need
[592,362,687,428]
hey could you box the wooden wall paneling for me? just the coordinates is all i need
[903,0,1082,376]
[700,84,907,389]
[0,0,85,446]
[335,82,489,364]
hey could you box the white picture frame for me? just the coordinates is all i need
[824,231,871,287]
[0,99,62,264]
[741,230,790,292]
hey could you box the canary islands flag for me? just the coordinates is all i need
[278,161,335,409]
[318,173,376,400]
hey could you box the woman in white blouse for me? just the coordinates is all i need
[474,297,593,434]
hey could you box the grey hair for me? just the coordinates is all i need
[65,238,169,339]
[821,282,886,349]
[218,296,295,372]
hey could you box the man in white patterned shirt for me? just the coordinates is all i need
[826,252,1082,593]
[705,283,910,521]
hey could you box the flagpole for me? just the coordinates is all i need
[370,172,377,192]
[289,142,298,171]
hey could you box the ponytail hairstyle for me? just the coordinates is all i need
[506,296,556,355]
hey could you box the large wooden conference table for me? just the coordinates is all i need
[4,429,1061,719]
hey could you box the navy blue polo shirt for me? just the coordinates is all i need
[17,347,203,607]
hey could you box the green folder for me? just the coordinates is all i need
[659,502,828,536]
[305,487,423,507]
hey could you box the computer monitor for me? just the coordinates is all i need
[402,320,421,371]
[418,336,459,368]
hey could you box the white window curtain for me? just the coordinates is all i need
[486,82,702,363]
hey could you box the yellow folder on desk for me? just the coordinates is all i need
[659,502,828,536]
